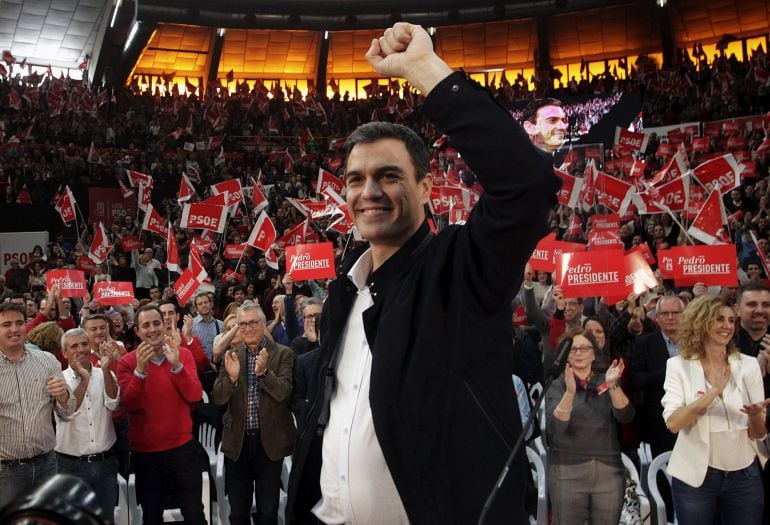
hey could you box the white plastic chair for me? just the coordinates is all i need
[622,452,651,524]
[201,390,209,404]
[638,442,653,496]
[199,422,218,477]
[128,470,211,525]
[115,473,129,525]
[646,451,674,525]
[529,382,544,404]
[526,446,548,525]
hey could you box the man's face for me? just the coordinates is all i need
[525,105,568,152]
[656,297,684,336]
[738,290,770,333]
[234,289,245,304]
[25,299,38,318]
[84,318,110,347]
[149,287,161,301]
[158,303,179,332]
[135,309,165,348]
[564,298,583,323]
[747,264,762,281]
[64,333,92,369]
[195,295,211,316]
[345,138,432,250]
[238,309,265,346]
[0,310,25,353]
[303,303,322,336]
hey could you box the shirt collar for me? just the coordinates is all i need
[347,248,373,292]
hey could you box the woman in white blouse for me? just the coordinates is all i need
[662,295,768,524]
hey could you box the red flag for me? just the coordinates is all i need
[200,192,228,206]
[166,223,181,273]
[118,179,134,198]
[126,170,153,188]
[246,211,277,252]
[174,268,201,305]
[178,174,196,203]
[15,185,31,204]
[141,204,168,237]
[614,127,649,153]
[93,282,135,306]
[316,168,344,196]
[137,182,152,212]
[211,179,243,206]
[2,50,15,64]
[250,177,268,213]
[55,186,76,225]
[554,168,583,208]
[180,203,228,233]
[88,222,112,263]
[635,175,690,214]
[651,151,688,186]
[188,245,208,282]
[692,154,743,194]
[594,171,635,215]
[186,161,202,183]
[208,134,225,151]
[687,189,729,245]
[577,161,596,211]
[567,214,583,236]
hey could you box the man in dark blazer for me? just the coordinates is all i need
[212,300,294,525]
[629,295,686,457]
[286,22,559,525]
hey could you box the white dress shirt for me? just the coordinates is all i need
[314,249,409,524]
[55,365,120,456]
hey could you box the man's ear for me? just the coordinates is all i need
[418,173,433,205]
[523,120,537,135]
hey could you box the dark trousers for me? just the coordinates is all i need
[226,431,283,525]
[56,453,118,520]
[132,439,206,525]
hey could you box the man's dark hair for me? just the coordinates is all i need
[521,98,563,124]
[83,313,111,325]
[10,293,26,301]
[737,282,770,303]
[233,285,246,295]
[0,302,26,321]
[134,304,163,326]
[345,122,430,181]
[158,299,179,312]
[194,293,210,306]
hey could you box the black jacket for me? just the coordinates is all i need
[286,72,559,524]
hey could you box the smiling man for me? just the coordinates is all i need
[522,97,569,153]
[287,22,559,525]
[117,304,204,525]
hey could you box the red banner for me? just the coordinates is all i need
[590,213,621,232]
[692,154,742,194]
[604,250,659,305]
[246,211,277,252]
[119,236,143,253]
[211,179,243,206]
[614,128,649,153]
[77,255,96,274]
[224,243,247,259]
[669,244,738,286]
[93,281,135,306]
[317,168,344,196]
[635,175,689,214]
[528,233,557,272]
[555,249,627,298]
[286,242,337,280]
[174,268,200,305]
[88,187,136,226]
[46,269,87,298]
[692,136,710,153]
[627,243,656,266]
[180,203,228,233]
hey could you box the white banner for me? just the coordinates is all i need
[0,231,50,274]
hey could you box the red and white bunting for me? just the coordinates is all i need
[692,154,743,195]
[166,223,181,273]
[246,211,277,252]
[180,203,228,233]
[178,174,196,203]
[686,189,729,245]
[141,204,168,237]
[88,222,112,263]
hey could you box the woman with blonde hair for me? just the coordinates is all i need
[26,321,66,368]
[211,314,244,367]
[662,294,768,524]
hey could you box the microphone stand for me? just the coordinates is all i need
[477,337,573,525]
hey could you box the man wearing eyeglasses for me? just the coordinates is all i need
[211,300,294,525]
[629,295,686,457]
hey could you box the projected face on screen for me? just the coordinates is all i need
[524,104,568,153]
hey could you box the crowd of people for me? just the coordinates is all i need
[2,18,770,525]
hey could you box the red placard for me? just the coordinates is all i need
[286,242,337,280]
[614,128,649,153]
[46,269,87,298]
[77,255,96,274]
[658,249,674,279]
[604,250,660,305]
[528,233,557,272]
[88,188,136,226]
[93,281,135,306]
[181,203,228,233]
[224,243,247,259]
[588,230,624,251]
[626,243,656,266]
[555,249,627,299]
[669,244,738,287]
[174,268,200,305]
[119,236,143,253]
[590,213,621,232]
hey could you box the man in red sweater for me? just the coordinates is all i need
[117,304,205,525]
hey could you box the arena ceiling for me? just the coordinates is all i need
[0,0,768,82]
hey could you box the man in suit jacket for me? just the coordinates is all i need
[629,295,686,457]
[211,300,294,525]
